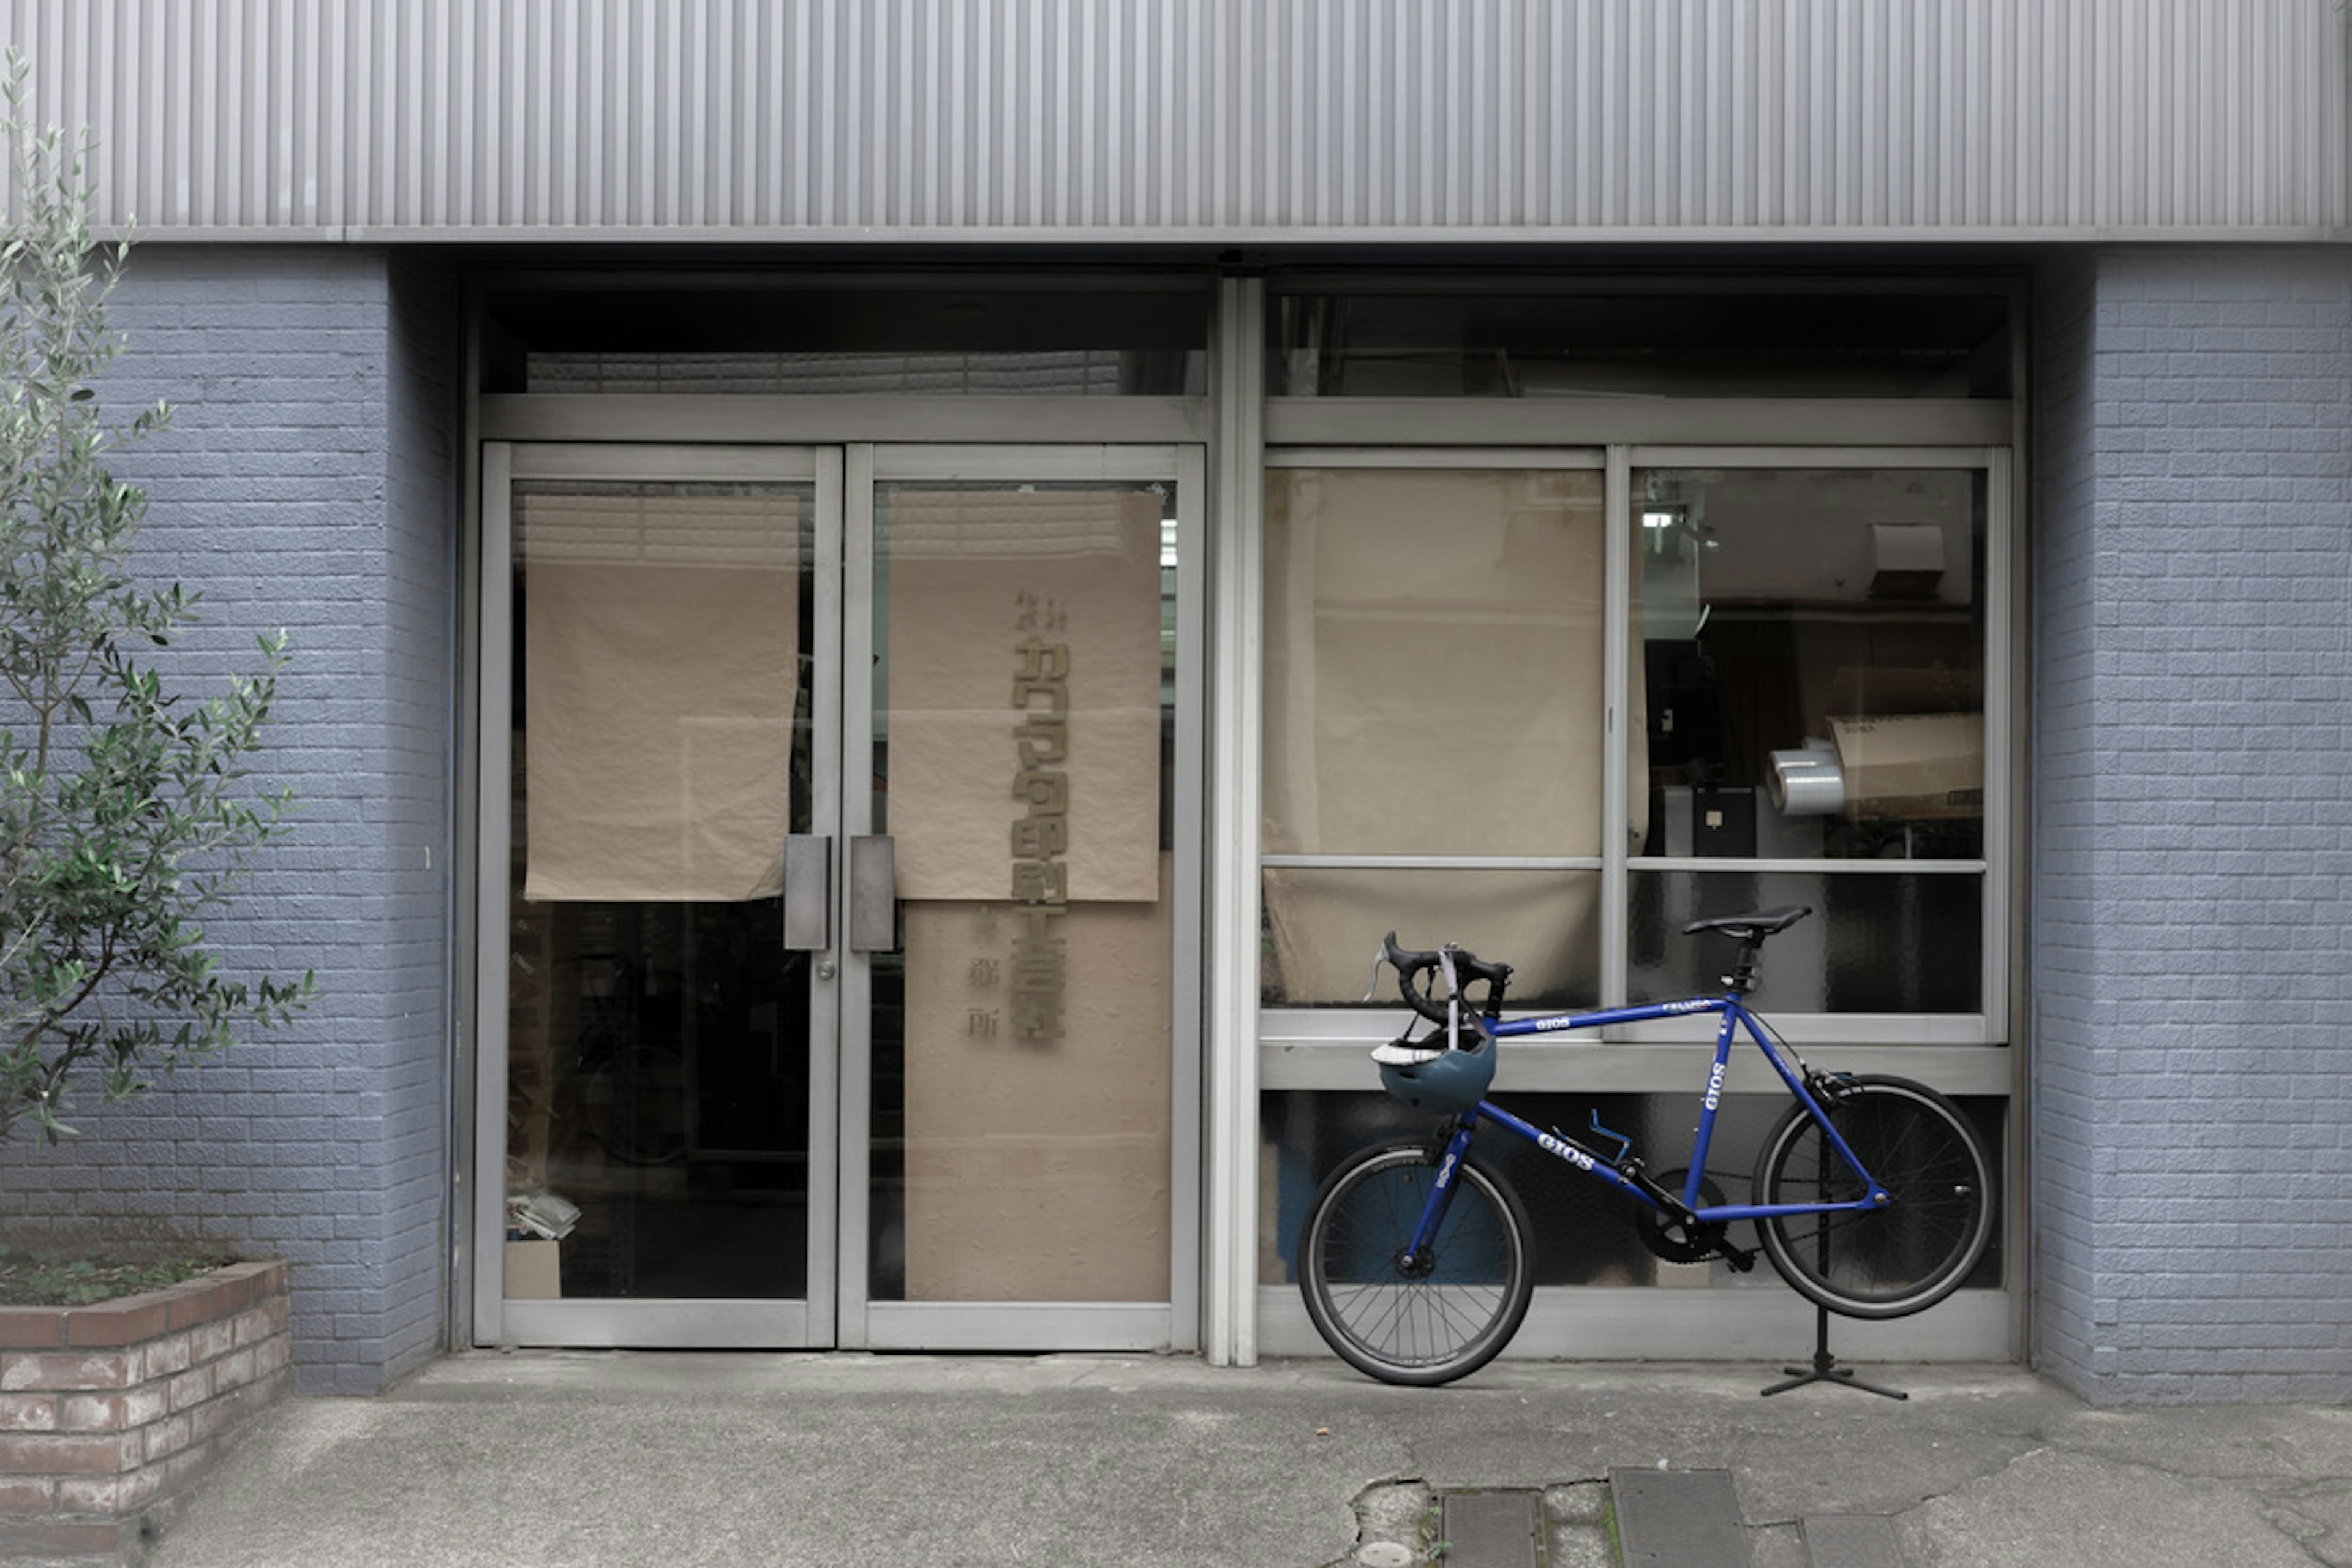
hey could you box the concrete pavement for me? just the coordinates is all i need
[140,1352,2352,1567]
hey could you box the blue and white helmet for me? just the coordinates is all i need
[1376,1026,1496,1114]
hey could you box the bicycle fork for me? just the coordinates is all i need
[1399,1118,1483,1270]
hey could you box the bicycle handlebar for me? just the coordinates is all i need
[1380,931,1513,1024]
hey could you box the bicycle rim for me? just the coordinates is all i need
[1754,1077,1994,1319]
[1299,1145,1532,1385]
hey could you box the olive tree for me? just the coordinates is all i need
[0,58,311,1144]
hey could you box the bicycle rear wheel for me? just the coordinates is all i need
[1297,1142,1534,1386]
[1752,1075,1994,1319]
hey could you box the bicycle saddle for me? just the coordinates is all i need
[1681,906,1812,942]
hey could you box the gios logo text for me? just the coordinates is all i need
[1536,1130,1596,1172]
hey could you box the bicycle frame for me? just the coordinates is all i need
[1403,992,1889,1262]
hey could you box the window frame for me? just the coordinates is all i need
[1256,442,2012,1092]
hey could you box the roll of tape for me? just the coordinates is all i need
[1769,748,1845,816]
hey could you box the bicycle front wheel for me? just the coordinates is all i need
[1297,1142,1534,1386]
[1752,1075,1994,1320]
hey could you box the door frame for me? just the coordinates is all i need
[469,437,1206,1354]
[471,442,845,1349]
[837,443,1207,1353]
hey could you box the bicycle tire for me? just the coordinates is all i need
[1297,1142,1534,1386]
[1752,1074,1994,1320]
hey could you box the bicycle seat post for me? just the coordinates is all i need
[1725,937,1765,995]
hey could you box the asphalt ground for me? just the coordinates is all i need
[142,1352,2352,1567]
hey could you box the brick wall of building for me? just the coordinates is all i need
[0,248,458,1396]
[2030,249,2105,1393]
[2031,245,2352,1401]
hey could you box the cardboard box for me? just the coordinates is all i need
[1828,712,1984,819]
[1823,665,1980,720]
[505,1239,562,1299]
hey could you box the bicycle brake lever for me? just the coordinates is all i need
[1362,949,1385,1004]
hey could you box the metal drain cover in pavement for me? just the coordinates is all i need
[1434,1490,1543,1568]
[1608,1468,1750,1566]
[1801,1514,1902,1568]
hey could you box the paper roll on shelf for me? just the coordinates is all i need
[1768,745,1845,816]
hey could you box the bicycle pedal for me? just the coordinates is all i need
[1719,1243,1757,1273]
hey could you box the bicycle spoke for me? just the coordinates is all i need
[1753,1079,1992,1319]
[1300,1145,1533,1383]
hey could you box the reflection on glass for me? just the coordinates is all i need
[1260,869,1603,1012]
[527,349,1206,397]
[1268,292,2013,399]
[505,481,815,1302]
[1629,872,1981,1014]
[867,479,1178,1305]
[1260,1091,2003,1293]
[1635,469,1987,864]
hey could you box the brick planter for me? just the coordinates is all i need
[0,1262,291,1564]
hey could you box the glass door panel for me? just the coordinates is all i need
[848,447,1195,1349]
[483,446,839,1347]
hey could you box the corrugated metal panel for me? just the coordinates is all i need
[0,0,2342,237]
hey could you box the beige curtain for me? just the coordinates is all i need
[884,486,1163,902]
[1261,468,1645,1003]
[521,488,801,903]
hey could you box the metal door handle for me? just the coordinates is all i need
[849,835,897,952]
[783,835,831,951]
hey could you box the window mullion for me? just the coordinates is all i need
[1602,446,1632,1012]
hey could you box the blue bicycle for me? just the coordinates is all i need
[1298,907,1995,1385]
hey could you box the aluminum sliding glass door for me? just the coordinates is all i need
[474,442,1200,1353]
[840,445,1202,1351]
[476,445,842,1348]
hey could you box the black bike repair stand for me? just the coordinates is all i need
[1760,1301,1907,1400]
[1768,1306,1910,1401]
[1756,1208,1907,1400]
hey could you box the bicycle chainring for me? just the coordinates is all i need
[1634,1169,1730,1265]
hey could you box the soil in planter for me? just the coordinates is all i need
[0,1242,238,1306]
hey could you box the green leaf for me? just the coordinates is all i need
[0,59,306,1149]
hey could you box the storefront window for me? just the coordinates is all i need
[1629,871,1981,1014]
[1268,287,2012,399]
[1261,465,1609,1010]
[527,349,1200,396]
[483,283,1210,396]
[1257,453,1997,1035]
[1632,466,1987,1011]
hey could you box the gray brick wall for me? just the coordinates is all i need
[2030,250,2103,1392]
[0,247,458,1396]
[2031,246,2352,1401]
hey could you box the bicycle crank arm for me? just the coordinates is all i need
[1629,1169,1758,1273]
